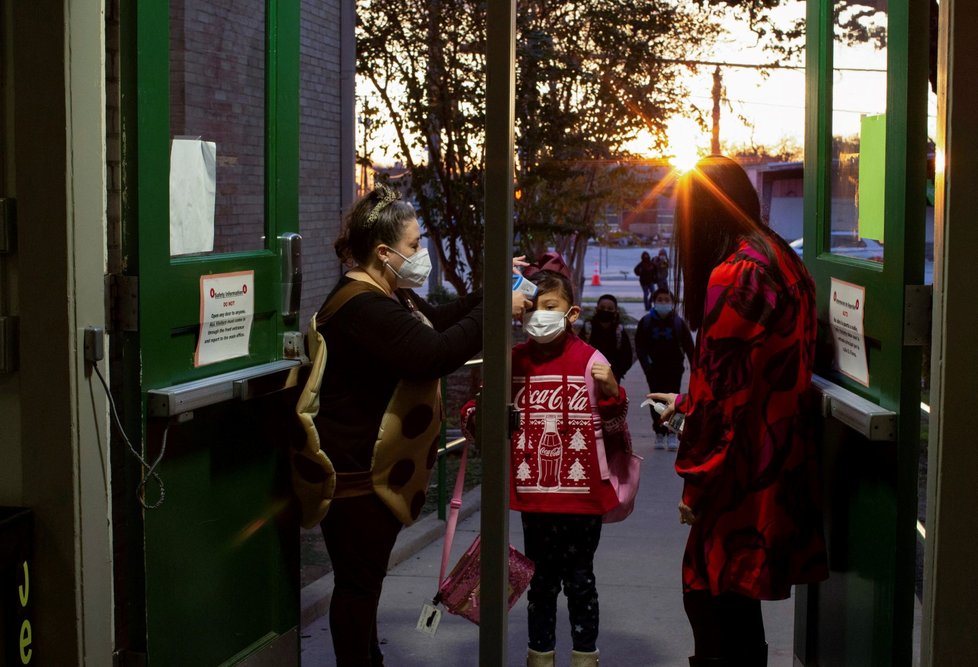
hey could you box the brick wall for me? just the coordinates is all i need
[171,0,267,253]
[299,0,345,319]
[168,0,346,317]
[107,0,346,320]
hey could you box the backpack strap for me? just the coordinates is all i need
[291,278,386,529]
[437,443,469,591]
[316,278,385,327]
[292,315,335,529]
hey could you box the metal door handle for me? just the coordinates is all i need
[280,232,302,319]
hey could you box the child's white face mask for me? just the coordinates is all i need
[524,310,567,344]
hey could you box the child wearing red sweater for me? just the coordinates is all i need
[512,265,628,667]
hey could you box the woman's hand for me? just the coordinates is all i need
[460,400,477,442]
[647,392,678,420]
[591,363,619,398]
[512,291,531,318]
[511,256,532,316]
[678,501,697,525]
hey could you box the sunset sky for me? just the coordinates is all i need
[361,1,918,167]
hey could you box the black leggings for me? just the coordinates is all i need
[683,590,765,660]
[322,494,403,667]
[522,512,603,653]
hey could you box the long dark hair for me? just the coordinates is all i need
[673,155,799,330]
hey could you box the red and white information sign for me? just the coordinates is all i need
[829,277,869,387]
[195,270,255,367]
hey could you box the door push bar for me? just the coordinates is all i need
[147,359,303,417]
[811,374,896,441]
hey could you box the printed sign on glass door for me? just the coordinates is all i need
[195,270,255,367]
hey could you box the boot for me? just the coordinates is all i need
[739,642,768,667]
[570,649,600,666]
[527,648,555,667]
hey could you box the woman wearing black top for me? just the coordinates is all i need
[312,185,528,666]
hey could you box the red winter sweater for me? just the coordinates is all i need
[510,333,627,515]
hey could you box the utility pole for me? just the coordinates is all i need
[359,115,371,195]
[712,65,722,155]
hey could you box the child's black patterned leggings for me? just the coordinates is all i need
[521,512,603,652]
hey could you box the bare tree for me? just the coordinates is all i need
[357,0,897,291]
[513,1,726,285]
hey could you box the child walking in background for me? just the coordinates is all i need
[468,258,627,667]
[634,251,657,310]
[580,293,633,382]
[635,287,694,450]
[652,248,671,293]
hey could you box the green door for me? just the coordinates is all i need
[795,1,930,665]
[120,0,301,663]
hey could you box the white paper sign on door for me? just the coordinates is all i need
[170,138,217,256]
[829,277,869,387]
[195,271,254,367]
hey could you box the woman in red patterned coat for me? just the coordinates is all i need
[650,156,828,667]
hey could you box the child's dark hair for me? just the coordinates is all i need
[652,286,673,301]
[528,270,575,304]
[596,294,618,307]
[334,184,417,267]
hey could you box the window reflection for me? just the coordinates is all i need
[830,0,888,262]
[170,0,266,255]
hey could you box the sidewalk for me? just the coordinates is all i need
[300,370,795,666]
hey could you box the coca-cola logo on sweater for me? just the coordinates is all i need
[513,376,589,413]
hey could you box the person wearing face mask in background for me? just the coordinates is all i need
[634,251,658,310]
[652,248,671,293]
[635,287,694,450]
[580,294,633,383]
[308,185,530,666]
[463,255,627,667]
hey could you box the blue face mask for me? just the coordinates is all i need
[653,303,673,317]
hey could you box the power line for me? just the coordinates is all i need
[687,93,882,116]
[654,57,886,73]
[669,55,886,152]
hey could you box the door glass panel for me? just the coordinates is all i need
[830,0,888,262]
[169,0,266,255]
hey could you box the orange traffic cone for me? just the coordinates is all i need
[591,262,601,286]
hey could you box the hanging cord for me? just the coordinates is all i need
[91,363,167,509]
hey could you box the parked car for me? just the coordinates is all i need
[789,232,884,262]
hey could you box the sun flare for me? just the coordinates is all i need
[666,117,705,173]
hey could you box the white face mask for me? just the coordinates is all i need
[386,247,432,289]
[524,309,568,344]
[654,303,674,317]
